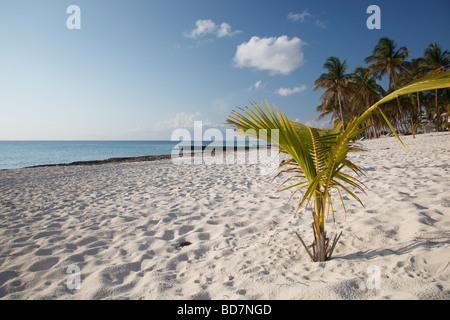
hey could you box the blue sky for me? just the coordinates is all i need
[1,0,449,140]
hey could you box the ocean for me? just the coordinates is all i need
[0,140,258,170]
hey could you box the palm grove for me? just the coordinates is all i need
[315,37,450,135]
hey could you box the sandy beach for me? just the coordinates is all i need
[0,132,449,300]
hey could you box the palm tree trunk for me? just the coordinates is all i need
[306,192,327,262]
[367,100,377,139]
[312,208,326,262]
[395,97,402,134]
[316,227,327,262]
[315,190,324,231]
[297,192,329,262]
[435,89,440,132]
[389,75,402,134]
[417,92,421,118]
[371,114,377,139]
[308,212,341,262]
[338,95,345,131]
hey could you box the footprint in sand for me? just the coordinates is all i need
[0,271,19,286]
[35,248,53,256]
[76,236,98,247]
[198,233,210,241]
[67,254,85,263]
[28,257,59,272]
[33,230,62,240]
[191,291,211,300]
[178,225,194,236]
[101,262,141,285]
[162,230,174,241]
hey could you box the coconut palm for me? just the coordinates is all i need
[365,37,410,90]
[403,58,427,117]
[349,66,385,138]
[423,43,450,131]
[227,70,450,262]
[314,57,351,131]
[445,88,450,116]
[365,38,410,133]
[315,95,344,128]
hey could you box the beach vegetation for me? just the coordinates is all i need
[314,57,352,131]
[227,70,450,262]
[422,43,450,131]
[315,38,449,136]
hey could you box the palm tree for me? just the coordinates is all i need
[350,66,385,138]
[315,95,344,128]
[444,88,450,130]
[365,38,410,133]
[227,71,450,262]
[403,58,426,117]
[365,37,410,90]
[314,57,351,131]
[423,43,450,131]
[445,88,450,114]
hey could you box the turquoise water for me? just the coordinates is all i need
[0,141,179,170]
[0,140,257,169]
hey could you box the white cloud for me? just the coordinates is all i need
[184,19,216,39]
[315,20,328,29]
[292,118,331,129]
[277,85,307,96]
[248,80,263,90]
[150,111,228,133]
[184,19,241,40]
[253,80,262,89]
[217,22,231,37]
[287,10,310,23]
[151,111,202,131]
[233,36,305,75]
[288,10,328,29]
[217,22,241,38]
[305,118,333,129]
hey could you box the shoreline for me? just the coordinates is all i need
[2,145,269,171]
[24,154,173,169]
[3,133,449,171]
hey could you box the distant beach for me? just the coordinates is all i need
[0,140,262,170]
[0,132,449,299]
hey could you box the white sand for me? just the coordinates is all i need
[0,132,449,300]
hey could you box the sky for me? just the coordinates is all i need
[0,0,449,140]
